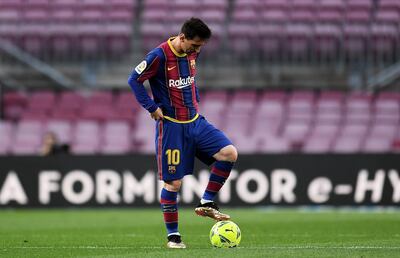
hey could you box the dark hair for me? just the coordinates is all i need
[181,17,212,40]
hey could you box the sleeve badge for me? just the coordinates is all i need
[135,60,147,74]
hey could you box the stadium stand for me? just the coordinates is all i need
[0,0,135,59]
[1,89,400,155]
[0,0,398,64]
[0,0,400,155]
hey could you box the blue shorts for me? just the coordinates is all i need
[155,114,232,181]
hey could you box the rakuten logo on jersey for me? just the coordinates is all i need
[168,76,195,89]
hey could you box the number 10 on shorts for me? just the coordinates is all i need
[166,149,180,165]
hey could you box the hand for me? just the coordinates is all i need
[151,108,164,120]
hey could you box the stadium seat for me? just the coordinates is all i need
[0,0,23,8]
[345,10,371,24]
[362,137,393,153]
[11,143,40,155]
[26,0,50,7]
[109,0,137,9]
[287,91,315,123]
[379,0,400,11]
[310,124,340,138]
[259,24,284,59]
[0,121,14,155]
[103,121,131,144]
[258,137,291,153]
[284,24,313,61]
[302,135,332,153]
[375,10,400,25]
[368,124,398,139]
[347,0,373,11]
[142,9,168,23]
[289,9,315,24]
[202,0,228,10]
[340,124,369,138]
[343,24,369,61]
[291,0,316,11]
[315,92,343,124]
[260,9,287,24]
[316,10,343,24]
[331,136,363,153]
[314,24,341,59]
[232,9,258,23]
[100,141,131,154]
[140,23,168,52]
[224,114,252,138]
[235,0,261,9]
[228,23,258,56]
[253,97,285,136]
[27,91,57,113]
[318,0,346,12]
[70,143,98,155]
[230,91,257,114]
[12,128,42,155]
[46,120,73,144]
[230,135,262,154]
[52,0,80,9]
[3,92,28,121]
[282,121,311,146]
[16,120,43,135]
[344,92,373,123]
[58,92,84,111]
[198,10,226,23]
[133,110,157,145]
[252,118,282,138]
[0,9,21,23]
[143,0,169,9]
[370,24,398,63]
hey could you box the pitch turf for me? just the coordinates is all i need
[0,208,399,257]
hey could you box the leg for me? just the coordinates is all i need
[201,145,237,202]
[195,145,237,220]
[212,145,238,162]
[162,180,181,237]
[193,117,238,221]
[161,180,186,248]
[155,119,193,249]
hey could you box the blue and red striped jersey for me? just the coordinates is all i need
[128,37,200,121]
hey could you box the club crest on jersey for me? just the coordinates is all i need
[168,166,176,174]
[169,76,195,89]
[135,60,147,74]
[190,59,196,69]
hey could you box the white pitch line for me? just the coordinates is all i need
[3,246,400,250]
[3,246,161,250]
[244,246,400,250]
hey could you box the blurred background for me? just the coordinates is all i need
[1,2,400,255]
[1,0,400,156]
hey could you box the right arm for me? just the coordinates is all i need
[128,51,163,119]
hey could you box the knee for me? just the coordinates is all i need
[164,180,182,192]
[217,145,238,162]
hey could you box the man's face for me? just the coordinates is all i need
[180,34,207,54]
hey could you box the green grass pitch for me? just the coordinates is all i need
[0,208,399,257]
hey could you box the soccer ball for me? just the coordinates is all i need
[209,221,241,248]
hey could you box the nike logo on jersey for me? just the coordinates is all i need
[167,66,176,71]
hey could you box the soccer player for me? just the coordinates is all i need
[128,18,238,249]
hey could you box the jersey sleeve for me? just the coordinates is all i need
[127,49,162,113]
[129,50,161,83]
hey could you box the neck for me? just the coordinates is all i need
[171,37,184,54]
